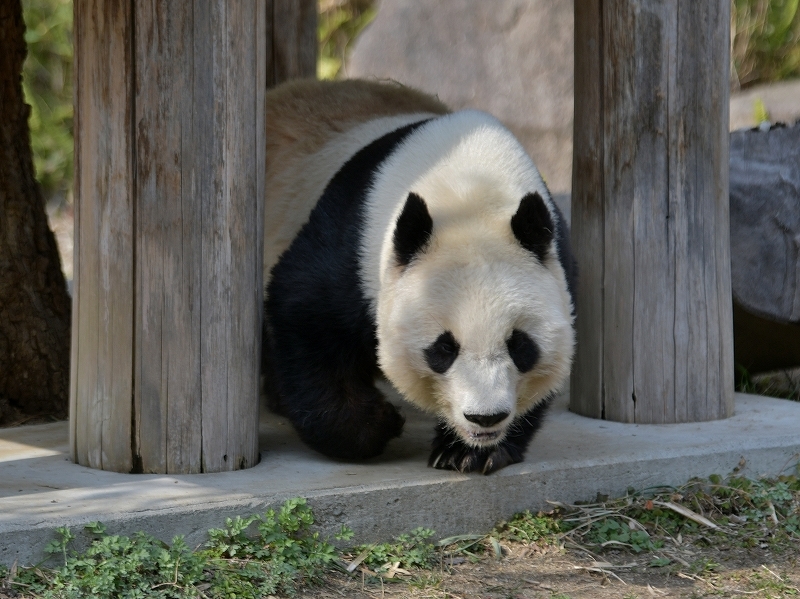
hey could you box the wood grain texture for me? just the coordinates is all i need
[570,0,604,419]
[73,0,265,473]
[134,0,264,473]
[71,0,135,471]
[570,0,734,423]
[266,0,317,86]
[195,0,265,473]
[134,0,202,474]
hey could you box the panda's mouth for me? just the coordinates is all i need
[457,425,504,446]
[467,429,501,442]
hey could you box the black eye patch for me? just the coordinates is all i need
[506,329,539,373]
[424,331,460,374]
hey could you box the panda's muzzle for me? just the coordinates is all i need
[463,411,509,428]
[460,412,510,444]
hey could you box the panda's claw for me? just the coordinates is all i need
[428,440,521,475]
[480,446,517,474]
[429,452,443,469]
[429,421,532,474]
[428,444,521,474]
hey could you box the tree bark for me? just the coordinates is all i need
[0,0,71,424]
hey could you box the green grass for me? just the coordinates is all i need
[317,0,376,80]
[553,471,800,557]
[348,527,437,575]
[6,498,347,598]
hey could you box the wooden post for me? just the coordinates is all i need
[71,0,266,473]
[570,0,735,423]
[267,0,318,84]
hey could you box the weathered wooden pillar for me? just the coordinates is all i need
[570,0,734,423]
[267,0,318,84]
[71,0,266,473]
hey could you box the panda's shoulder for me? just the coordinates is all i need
[264,80,449,280]
[266,79,449,159]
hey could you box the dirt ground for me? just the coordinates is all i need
[299,542,800,599]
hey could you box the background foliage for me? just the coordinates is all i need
[732,0,800,89]
[318,0,376,80]
[20,0,800,206]
[22,0,73,207]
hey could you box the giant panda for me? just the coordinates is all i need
[262,79,576,475]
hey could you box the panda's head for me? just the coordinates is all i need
[376,186,575,448]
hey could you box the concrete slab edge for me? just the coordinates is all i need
[2,439,798,567]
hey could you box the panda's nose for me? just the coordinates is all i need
[463,412,509,427]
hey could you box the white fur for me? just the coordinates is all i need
[359,111,575,445]
[263,112,439,283]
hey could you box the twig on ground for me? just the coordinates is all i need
[572,564,628,584]
[652,501,720,530]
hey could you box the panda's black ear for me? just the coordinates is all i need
[511,192,554,263]
[393,192,433,266]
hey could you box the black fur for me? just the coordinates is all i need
[506,329,539,373]
[264,120,429,461]
[511,192,554,263]
[551,201,578,314]
[429,397,553,474]
[393,193,433,266]
[424,331,460,374]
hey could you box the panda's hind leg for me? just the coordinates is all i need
[429,397,552,474]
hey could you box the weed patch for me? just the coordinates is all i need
[3,498,345,598]
[344,528,437,578]
[1,470,798,598]
[551,470,800,559]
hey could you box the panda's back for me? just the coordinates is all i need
[264,79,450,280]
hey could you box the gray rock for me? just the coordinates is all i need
[729,122,800,374]
[730,122,800,324]
[348,0,574,193]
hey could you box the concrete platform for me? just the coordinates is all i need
[1,391,799,567]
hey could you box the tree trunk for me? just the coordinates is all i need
[0,0,71,425]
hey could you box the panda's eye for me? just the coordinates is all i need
[424,331,460,374]
[506,329,539,373]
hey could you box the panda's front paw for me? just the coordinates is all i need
[429,444,521,474]
[428,425,524,475]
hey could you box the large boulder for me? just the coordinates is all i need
[730,122,800,373]
[348,0,574,193]
[730,122,800,325]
